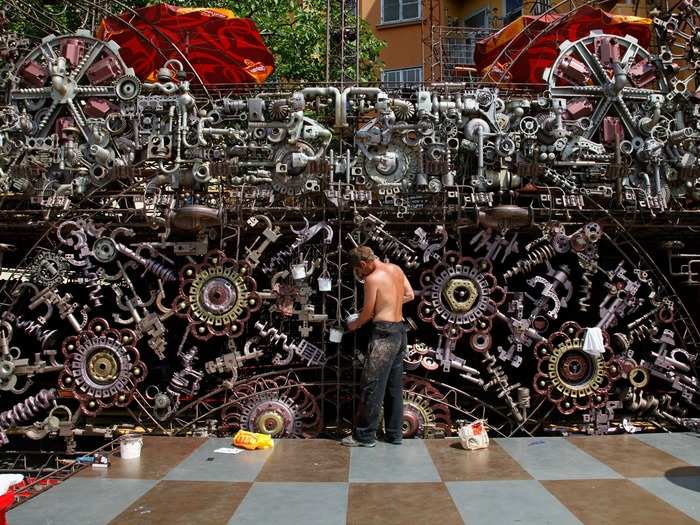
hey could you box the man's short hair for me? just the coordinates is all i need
[350,246,376,268]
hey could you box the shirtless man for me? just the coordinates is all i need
[341,246,414,447]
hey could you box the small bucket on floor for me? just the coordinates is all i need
[457,419,490,450]
[119,434,143,459]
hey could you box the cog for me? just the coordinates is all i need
[271,141,318,195]
[392,100,415,120]
[190,269,247,324]
[418,251,505,342]
[58,318,146,416]
[221,376,321,438]
[362,137,420,188]
[399,378,452,438]
[269,99,291,121]
[11,32,130,139]
[114,74,141,101]
[543,31,664,142]
[533,321,621,414]
[29,250,69,287]
[175,250,261,340]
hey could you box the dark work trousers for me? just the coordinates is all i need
[354,321,407,443]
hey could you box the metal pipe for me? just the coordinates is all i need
[340,87,383,127]
[299,87,342,128]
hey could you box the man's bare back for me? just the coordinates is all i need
[366,262,411,322]
[346,246,414,332]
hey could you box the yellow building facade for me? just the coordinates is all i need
[360,0,649,83]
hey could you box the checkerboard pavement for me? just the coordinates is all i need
[9,433,700,524]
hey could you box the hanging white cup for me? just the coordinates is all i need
[291,262,307,280]
[318,275,332,291]
[329,326,344,343]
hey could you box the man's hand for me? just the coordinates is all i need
[346,319,360,332]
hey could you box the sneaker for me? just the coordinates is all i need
[341,436,376,447]
[384,437,402,445]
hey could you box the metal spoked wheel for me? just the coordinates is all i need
[543,31,666,141]
[11,30,136,140]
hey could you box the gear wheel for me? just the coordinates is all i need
[221,376,321,438]
[362,137,420,188]
[58,318,146,416]
[533,321,621,414]
[439,118,459,138]
[29,251,69,287]
[11,33,129,138]
[398,377,452,438]
[392,100,415,120]
[269,99,291,121]
[418,251,505,343]
[271,141,318,195]
[175,250,261,340]
[543,31,663,142]
[115,74,141,101]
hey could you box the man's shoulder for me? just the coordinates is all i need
[368,263,404,281]
[365,270,383,282]
[366,266,392,284]
[386,262,406,277]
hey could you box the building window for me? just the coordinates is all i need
[453,11,490,70]
[464,9,488,28]
[504,0,523,24]
[381,0,420,24]
[382,67,423,86]
[531,0,551,14]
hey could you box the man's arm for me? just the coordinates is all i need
[347,275,378,331]
[402,272,415,304]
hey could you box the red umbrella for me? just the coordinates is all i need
[476,6,651,84]
[97,3,274,86]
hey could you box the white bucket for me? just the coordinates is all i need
[318,276,332,291]
[291,263,307,280]
[329,326,344,343]
[0,474,23,495]
[345,313,359,324]
[120,434,143,459]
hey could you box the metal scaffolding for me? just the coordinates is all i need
[431,25,496,82]
[421,0,441,82]
[326,0,361,85]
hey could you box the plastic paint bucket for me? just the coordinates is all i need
[318,276,332,291]
[329,326,344,342]
[120,434,143,459]
[0,475,22,497]
[291,263,307,280]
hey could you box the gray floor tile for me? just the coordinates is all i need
[349,439,441,482]
[164,437,273,481]
[631,476,700,522]
[228,482,348,525]
[8,477,156,525]
[447,480,582,525]
[634,433,700,465]
[495,437,622,480]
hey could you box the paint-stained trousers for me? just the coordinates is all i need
[354,321,407,443]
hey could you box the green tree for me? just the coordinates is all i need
[230,0,386,83]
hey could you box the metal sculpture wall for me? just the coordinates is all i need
[0,4,699,448]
